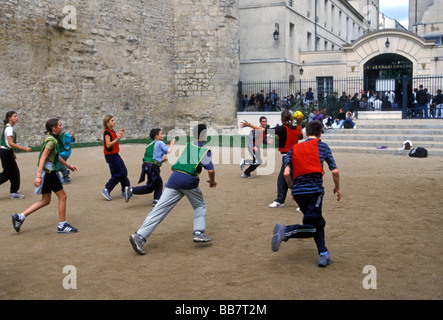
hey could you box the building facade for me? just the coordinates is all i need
[239,0,443,106]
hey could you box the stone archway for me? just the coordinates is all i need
[363,53,413,109]
[344,29,435,76]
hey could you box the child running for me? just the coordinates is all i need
[239,116,270,178]
[129,124,216,255]
[125,128,176,206]
[11,118,78,233]
[241,110,303,208]
[271,120,342,267]
[101,115,130,201]
[0,111,32,199]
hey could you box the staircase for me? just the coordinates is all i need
[321,119,443,156]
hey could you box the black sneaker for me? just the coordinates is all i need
[12,214,24,232]
[57,222,78,233]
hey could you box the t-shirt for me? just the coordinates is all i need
[1,125,14,149]
[152,140,169,163]
[44,139,58,164]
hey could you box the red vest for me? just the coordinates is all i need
[103,128,119,155]
[291,139,323,178]
[278,125,301,153]
[252,129,266,146]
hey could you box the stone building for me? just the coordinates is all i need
[239,0,443,113]
[239,0,379,82]
[0,0,240,146]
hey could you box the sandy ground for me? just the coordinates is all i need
[0,143,442,301]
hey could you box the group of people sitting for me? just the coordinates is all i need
[308,107,356,129]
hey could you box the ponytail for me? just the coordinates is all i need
[3,111,16,125]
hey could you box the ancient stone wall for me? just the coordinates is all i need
[0,0,239,146]
[173,0,239,132]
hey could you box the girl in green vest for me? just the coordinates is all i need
[12,118,78,233]
[0,111,31,199]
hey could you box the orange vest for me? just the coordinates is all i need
[278,125,301,153]
[291,139,323,178]
[252,129,266,146]
[103,128,119,155]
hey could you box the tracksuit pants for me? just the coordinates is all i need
[136,187,206,242]
[284,192,327,254]
[104,153,130,193]
[0,148,20,194]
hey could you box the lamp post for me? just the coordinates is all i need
[273,23,279,41]
[299,67,304,106]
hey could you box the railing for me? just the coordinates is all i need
[238,75,443,119]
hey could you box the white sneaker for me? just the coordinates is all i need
[10,193,25,200]
[101,188,111,201]
[269,201,285,208]
[239,158,246,170]
[241,173,253,178]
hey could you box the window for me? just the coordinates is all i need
[317,77,333,97]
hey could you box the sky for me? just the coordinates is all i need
[379,0,409,28]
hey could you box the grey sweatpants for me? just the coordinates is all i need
[136,186,206,241]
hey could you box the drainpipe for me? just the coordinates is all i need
[314,0,317,51]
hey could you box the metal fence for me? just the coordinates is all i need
[238,74,443,119]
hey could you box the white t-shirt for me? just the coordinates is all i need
[1,125,14,149]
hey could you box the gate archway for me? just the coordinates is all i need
[363,53,413,109]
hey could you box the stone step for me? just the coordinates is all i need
[324,131,442,142]
[322,138,443,149]
[329,146,443,156]
[322,119,443,156]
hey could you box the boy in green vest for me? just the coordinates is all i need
[125,128,176,206]
[129,124,217,255]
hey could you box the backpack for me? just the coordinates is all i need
[409,147,428,158]
[343,121,354,129]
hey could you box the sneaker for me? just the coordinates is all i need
[101,188,111,201]
[129,233,146,255]
[269,201,285,208]
[57,222,78,233]
[10,193,25,200]
[239,158,246,170]
[124,186,133,203]
[271,223,286,252]
[152,200,158,207]
[241,173,253,179]
[12,214,24,232]
[193,231,212,243]
[63,177,71,184]
[318,252,333,267]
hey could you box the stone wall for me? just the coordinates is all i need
[174,0,239,132]
[0,0,239,146]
